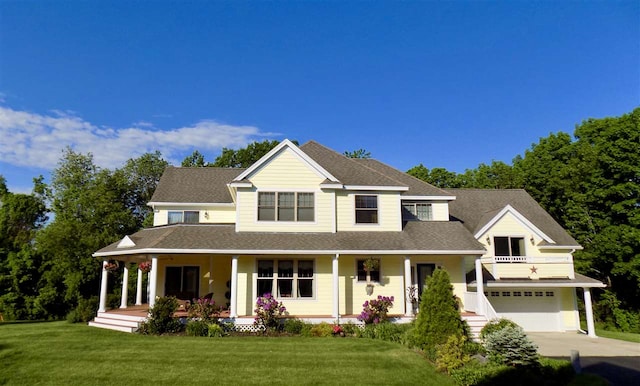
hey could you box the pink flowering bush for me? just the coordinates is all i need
[138,261,152,273]
[357,295,395,325]
[188,297,221,323]
[254,293,287,332]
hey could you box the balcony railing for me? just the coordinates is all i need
[492,256,571,264]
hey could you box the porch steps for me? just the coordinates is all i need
[88,311,146,333]
[461,313,489,340]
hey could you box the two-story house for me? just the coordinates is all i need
[91,140,604,335]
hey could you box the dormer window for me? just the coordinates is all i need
[494,236,525,256]
[258,192,314,222]
[402,202,433,221]
[168,210,199,224]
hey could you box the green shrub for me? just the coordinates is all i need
[139,296,184,335]
[450,361,509,386]
[479,318,519,341]
[106,294,121,309]
[253,293,286,333]
[283,318,307,334]
[538,357,575,383]
[309,322,333,337]
[484,325,538,367]
[408,268,466,359]
[188,298,221,324]
[595,291,640,333]
[66,297,99,323]
[357,322,411,344]
[340,322,360,336]
[357,295,394,324]
[436,335,471,374]
[186,320,209,337]
[207,323,224,337]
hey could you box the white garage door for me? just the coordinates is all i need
[487,289,561,332]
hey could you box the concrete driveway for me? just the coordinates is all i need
[528,332,640,386]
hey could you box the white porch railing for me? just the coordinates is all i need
[492,256,571,263]
[464,291,498,320]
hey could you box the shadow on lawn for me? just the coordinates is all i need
[582,358,640,386]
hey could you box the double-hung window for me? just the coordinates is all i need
[258,192,314,222]
[168,210,200,224]
[356,258,380,282]
[402,202,433,221]
[256,259,314,298]
[355,195,378,224]
[494,236,525,262]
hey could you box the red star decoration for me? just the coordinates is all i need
[530,265,538,274]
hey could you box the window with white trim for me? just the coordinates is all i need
[356,259,380,282]
[355,195,378,224]
[402,202,433,221]
[168,210,200,224]
[494,236,525,257]
[257,259,314,298]
[258,192,314,222]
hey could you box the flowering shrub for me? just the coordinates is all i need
[138,261,152,273]
[332,324,344,336]
[254,293,286,332]
[188,297,222,323]
[357,295,394,324]
[104,261,119,272]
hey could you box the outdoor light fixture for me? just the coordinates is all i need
[486,236,491,245]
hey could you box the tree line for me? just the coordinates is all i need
[1,108,638,331]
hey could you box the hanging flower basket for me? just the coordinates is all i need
[139,261,152,273]
[104,260,119,273]
[366,283,375,296]
[363,257,379,273]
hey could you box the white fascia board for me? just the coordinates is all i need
[147,202,235,207]
[94,248,486,257]
[477,281,607,288]
[343,185,409,191]
[233,139,340,183]
[319,183,344,189]
[538,245,583,250]
[473,204,554,243]
[401,195,457,201]
[228,181,253,188]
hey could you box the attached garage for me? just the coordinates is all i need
[487,288,561,331]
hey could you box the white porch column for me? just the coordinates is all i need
[230,255,238,318]
[98,260,109,313]
[404,256,412,316]
[120,263,129,309]
[135,267,143,305]
[148,255,158,309]
[332,254,340,319]
[475,258,485,316]
[584,287,597,338]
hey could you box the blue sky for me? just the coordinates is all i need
[1,1,638,193]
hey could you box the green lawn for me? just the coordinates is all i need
[580,321,640,343]
[0,322,454,385]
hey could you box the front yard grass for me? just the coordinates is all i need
[0,321,454,385]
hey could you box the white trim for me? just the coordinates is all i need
[94,248,486,257]
[538,245,583,250]
[474,204,554,243]
[233,139,340,183]
[148,202,235,207]
[401,195,456,201]
[320,183,344,189]
[472,281,606,288]
[228,181,253,188]
[117,236,136,248]
[343,185,409,191]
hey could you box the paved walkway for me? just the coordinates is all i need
[527,332,640,357]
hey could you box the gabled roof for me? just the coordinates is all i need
[447,189,580,247]
[94,221,485,257]
[149,167,244,204]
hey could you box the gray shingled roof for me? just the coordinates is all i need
[299,141,405,187]
[94,221,485,256]
[447,189,580,247]
[150,167,244,203]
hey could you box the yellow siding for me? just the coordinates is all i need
[431,202,450,221]
[336,191,402,232]
[249,147,326,188]
[153,206,236,226]
[560,287,579,330]
[491,263,575,279]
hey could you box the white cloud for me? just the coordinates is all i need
[0,106,278,170]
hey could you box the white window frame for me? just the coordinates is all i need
[167,210,200,224]
[402,201,433,221]
[354,195,379,224]
[493,235,527,262]
[256,259,315,299]
[257,192,315,222]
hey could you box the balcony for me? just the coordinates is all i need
[484,256,573,280]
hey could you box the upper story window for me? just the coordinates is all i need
[494,236,525,256]
[355,195,378,224]
[168,210,199,224]
[402,202,433,221]
[258,192,314,222]
[257,259,314,298]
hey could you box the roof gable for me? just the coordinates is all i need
[473,204,554,243]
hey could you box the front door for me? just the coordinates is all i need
[165,266,200,300]
[417,263,436,298]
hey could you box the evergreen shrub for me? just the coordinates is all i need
[66,296,98,323]
[484,325,538,367]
